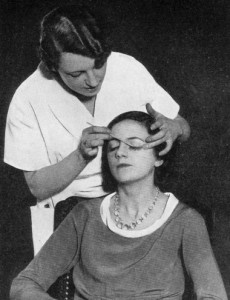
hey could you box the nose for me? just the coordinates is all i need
[85,70,98,87]
[115,142,128,159]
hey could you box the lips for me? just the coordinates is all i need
[117,163,132,168]
[86,82,101,90]
[86,87,98,92]
[87,86,98,90]
[84,85,100,95]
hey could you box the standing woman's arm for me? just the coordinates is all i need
[24,125,111,201]
[24,147,89,201]
[182,209,227,299]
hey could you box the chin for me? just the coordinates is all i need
[115,171,152,186]
[83,86,101,97]
[86,91,98,96]
[115,174,139,184]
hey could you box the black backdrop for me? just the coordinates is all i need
[0,0,229,299]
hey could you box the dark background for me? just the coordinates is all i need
[0,0,229,299]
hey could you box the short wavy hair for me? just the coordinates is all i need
[39,4,112,71]
[102,111,178,193]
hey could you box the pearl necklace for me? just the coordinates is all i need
[113,187,160,230]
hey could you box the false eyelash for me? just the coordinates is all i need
[109,145,142,152]
[129,145,143,151]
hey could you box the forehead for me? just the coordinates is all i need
[58,52,95,72]
[111,119,148,139]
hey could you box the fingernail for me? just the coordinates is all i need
[143,144,149,149]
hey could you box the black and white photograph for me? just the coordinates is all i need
[0,0,229,299]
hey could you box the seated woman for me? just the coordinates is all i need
[10,111,227,300]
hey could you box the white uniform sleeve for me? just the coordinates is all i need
[4,90,50,171]
[132,56,180,119]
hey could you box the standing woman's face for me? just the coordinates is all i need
[107,120,161,185]
[57,52,107,97]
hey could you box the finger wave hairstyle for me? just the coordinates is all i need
[102,111,178,193]
[39,4,112,71]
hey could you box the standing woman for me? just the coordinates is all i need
[10,111,227,299]
[4,4,190,254]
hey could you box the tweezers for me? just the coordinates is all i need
[86,122,143,148]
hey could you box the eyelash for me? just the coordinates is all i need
[69,73,82,78]
[108,145,141,152]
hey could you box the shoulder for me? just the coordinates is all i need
[109,52,138,63]
[6,70,40,120]
[174,202,206,230]
[70,198,103,220]
[11,65,55,105]
[107,52,148,74]
[7,66,59,119]
[65,198,104,234]
[14,68,43,95]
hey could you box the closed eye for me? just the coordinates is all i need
[68,72,83,78]
[127,138,145,149]
[107,138,145,152]
[129,145,143,151]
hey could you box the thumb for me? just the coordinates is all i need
[146,103,159,118]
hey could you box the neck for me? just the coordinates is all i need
[117,178,157,218]
[81,96,96,115]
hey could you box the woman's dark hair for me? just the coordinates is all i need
[102,111,178,193]
[39,4,112,71]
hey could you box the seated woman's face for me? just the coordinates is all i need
[107,119,158,185]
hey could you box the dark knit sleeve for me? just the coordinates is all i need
[182,209,227,299]
[10,210,80,300]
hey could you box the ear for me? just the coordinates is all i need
[154,159,163,167]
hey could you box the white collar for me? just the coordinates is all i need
[100,192,179,238]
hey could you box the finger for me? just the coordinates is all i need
[146,103,159,118]
[82,134,111,148]
[159,140,173,156]
[87,126,111,134]
[145,131,165,143]
[87,148,98,157]
[89,133,111,141]
[90,139,107,148]
[83,135,110,148]
[150,120,164,131]
[143,137,167,149]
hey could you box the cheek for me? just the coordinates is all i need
[70,79,82,89]
[96,66,107,80]
[107,153,115,168]
[107,153,118,175]
[60,74,84,90]
[69,79,86,92]
[133,152,156,168]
